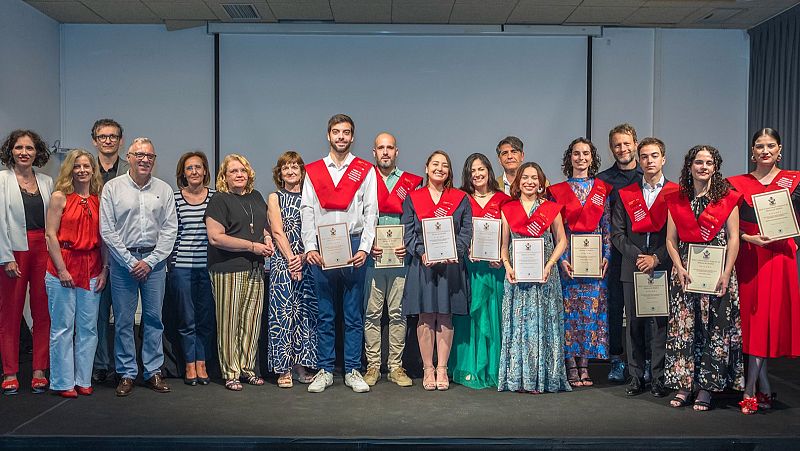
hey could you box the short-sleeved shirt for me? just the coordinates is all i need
[205,190,267,273]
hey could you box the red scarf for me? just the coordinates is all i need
[728,170,800,208]
[548,178,611,232]
[409,187,466,219]
[376,168,423,215]
[469,192,511,219]
[618,180,679,233]
[501,199,562,237]
[305,156,372,210]
[666,190,742,242]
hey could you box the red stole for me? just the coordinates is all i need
[548,179,611,232]
[376,168,423,215]
[501,199,562,237]
[409,187,466,219]
[305,156,373,210]
[666,190,742,243]
[469,192,511,219]
[618,181,679,233]
[728,170,800,208]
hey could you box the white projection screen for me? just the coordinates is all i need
[219,33,588,194]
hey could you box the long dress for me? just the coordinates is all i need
[557,177,611,359]
[664,195,745,392]
[266,190,318,373]
[498,200,571,393]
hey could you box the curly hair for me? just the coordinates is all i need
[678,145,730,204]
[561,137,600,178]
[216,154,256,194]
[460,152,500,194]
[1,129,51,168]
[54,149,104,196]
[272,151,305,189]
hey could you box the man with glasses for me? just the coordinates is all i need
[495,136,525,195]
[90,118,129,384]
[100,137,177,396]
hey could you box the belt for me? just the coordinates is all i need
[127,246,155,253]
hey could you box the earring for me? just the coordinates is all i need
[750,155,756,162]
[537,187,544,193]
[778,153,782,162]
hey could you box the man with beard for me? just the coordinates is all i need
[301,114,378,393]
[495,136,525,195]
[597,123,643,384]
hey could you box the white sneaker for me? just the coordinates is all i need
[307,369,333,393]
[344,369,370,393]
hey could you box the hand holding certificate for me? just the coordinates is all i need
[317,223,353,270]
[752,188,800,240]
[685,244,725,295]
[374,225,405,268]
[422,216,457,263]
[570,234,603,278]
[471,218,501,262]
[634,271,669,316]
[512,238,545,282]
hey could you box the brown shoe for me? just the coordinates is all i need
[146,374,171,393]
[387,367,413,387]
[115,377,135,397]
[363,366,381,386]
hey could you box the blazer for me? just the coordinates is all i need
[0,169,53,264]
[610,179,672,283]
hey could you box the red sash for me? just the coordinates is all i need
[376,168,423,215]
[548,179,611,232]
[469,192,511,219]
[666,190,742,242]
[409,187,466,220]
[728,170,800,207]
[305,156,372,210]
[501,199,562,237]
[618,181,679,233]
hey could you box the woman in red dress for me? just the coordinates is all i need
[728,128,800,414]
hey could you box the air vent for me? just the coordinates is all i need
[222,3,261,20]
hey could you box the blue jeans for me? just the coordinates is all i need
[168,267,215,363]
[310,236,366,373]
[93,283,113,371]
[45,273,100,390]
[110,253,167,380]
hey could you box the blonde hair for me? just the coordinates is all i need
[216,153,256,193]
[54,149,103,195]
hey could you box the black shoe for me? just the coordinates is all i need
[92,369,108,383]
[626,377,646,396]
[650,379,669,398]
[197,377,210,385]
[184,377,197,386]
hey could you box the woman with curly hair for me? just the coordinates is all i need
[0,129,53,395]
[548,138,613,388]
[665,145,744,411]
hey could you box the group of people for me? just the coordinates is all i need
[0,115,797,417]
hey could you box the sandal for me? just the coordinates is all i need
[670,390,692,408]
[756,391,776,410]
[578,367,593,387]
[693,390,713,412]
[31,377,49,394]
[1,379,19,395]
[225,379,243,391]
[567,365,583,387]
[739,396,759,415]
[435,367,449,391]
[244,376,265,386]
[277,372,293,388]
[422,367,436,391]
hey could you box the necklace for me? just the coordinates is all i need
[234,193,254,234]
[473,191,491,198]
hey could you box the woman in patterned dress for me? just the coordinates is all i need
[665,145,744,411]
[549,138,612,387]
[266,151,317,388]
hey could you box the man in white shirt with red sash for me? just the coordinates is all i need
[301,114,378,393]
[610,137,677,398]
[363,132,422,387]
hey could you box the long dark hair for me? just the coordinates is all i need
[509,162,547,200]
[1,129,51,168]
[561,137,600,178]
[460,153,500,194]
[424,150,454,190]
[678,145,730,203]
[751,128,781,147]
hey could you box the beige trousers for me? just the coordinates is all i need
[364,267,407,370]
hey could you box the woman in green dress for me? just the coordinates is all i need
[449,153,509,388]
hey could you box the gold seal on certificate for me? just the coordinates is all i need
[570,234,602,278]
[752,188,800,240]
[317,222,353,270]
[422,216,457,263]
[470,218,501,262]
[374,225,404,268]
[634,271,669,317]
[686,244,725,294]
[512,238,545,282]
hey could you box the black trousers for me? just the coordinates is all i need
[622,281,667,381]
[607,263,625,357]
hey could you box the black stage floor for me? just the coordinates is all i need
[0,358,798,450]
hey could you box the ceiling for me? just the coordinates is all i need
[24,0,800,29]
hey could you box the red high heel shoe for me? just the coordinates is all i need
[739,396,759,415]
[756,391,776,410]
[2,379,19,395]
[31,377,49,394]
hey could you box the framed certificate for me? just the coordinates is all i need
[686,244,725,295]
[422,216,458,263]
[570,234,602,278]
[317,223,353,270]
[752,188,800,240]
[470,218,501,262]
[634,271,669,317]
[512,238,545,282]
[374,225,404,269]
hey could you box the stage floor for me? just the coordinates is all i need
[1,358,798,449]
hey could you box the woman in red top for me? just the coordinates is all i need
[728,128,800,414]
[44,149,107,398]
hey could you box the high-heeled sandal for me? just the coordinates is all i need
[693,390,713,412]
[756,391,776,410]
[577,367,593,387]
[567,365,583,387]
[2,379,19,395]
[422,367,436,391]
[670,390,692,408]
[31,377,49,394]
[277,372,293,388]
[435,367,449,391]
[739,396,759,415]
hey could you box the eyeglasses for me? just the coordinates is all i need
[185,164,204,172]
[129,152,157,161]
[95,134,120,142]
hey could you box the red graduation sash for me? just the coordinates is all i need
[305,156,372,210]
[618,181,679,233]
[501,199,562,237]
[666,190,742,243]
[376,168,423,215]
[548,179,611,232]
[468,192,511,219]
[409,187,466,219]
[728,170,800,208]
